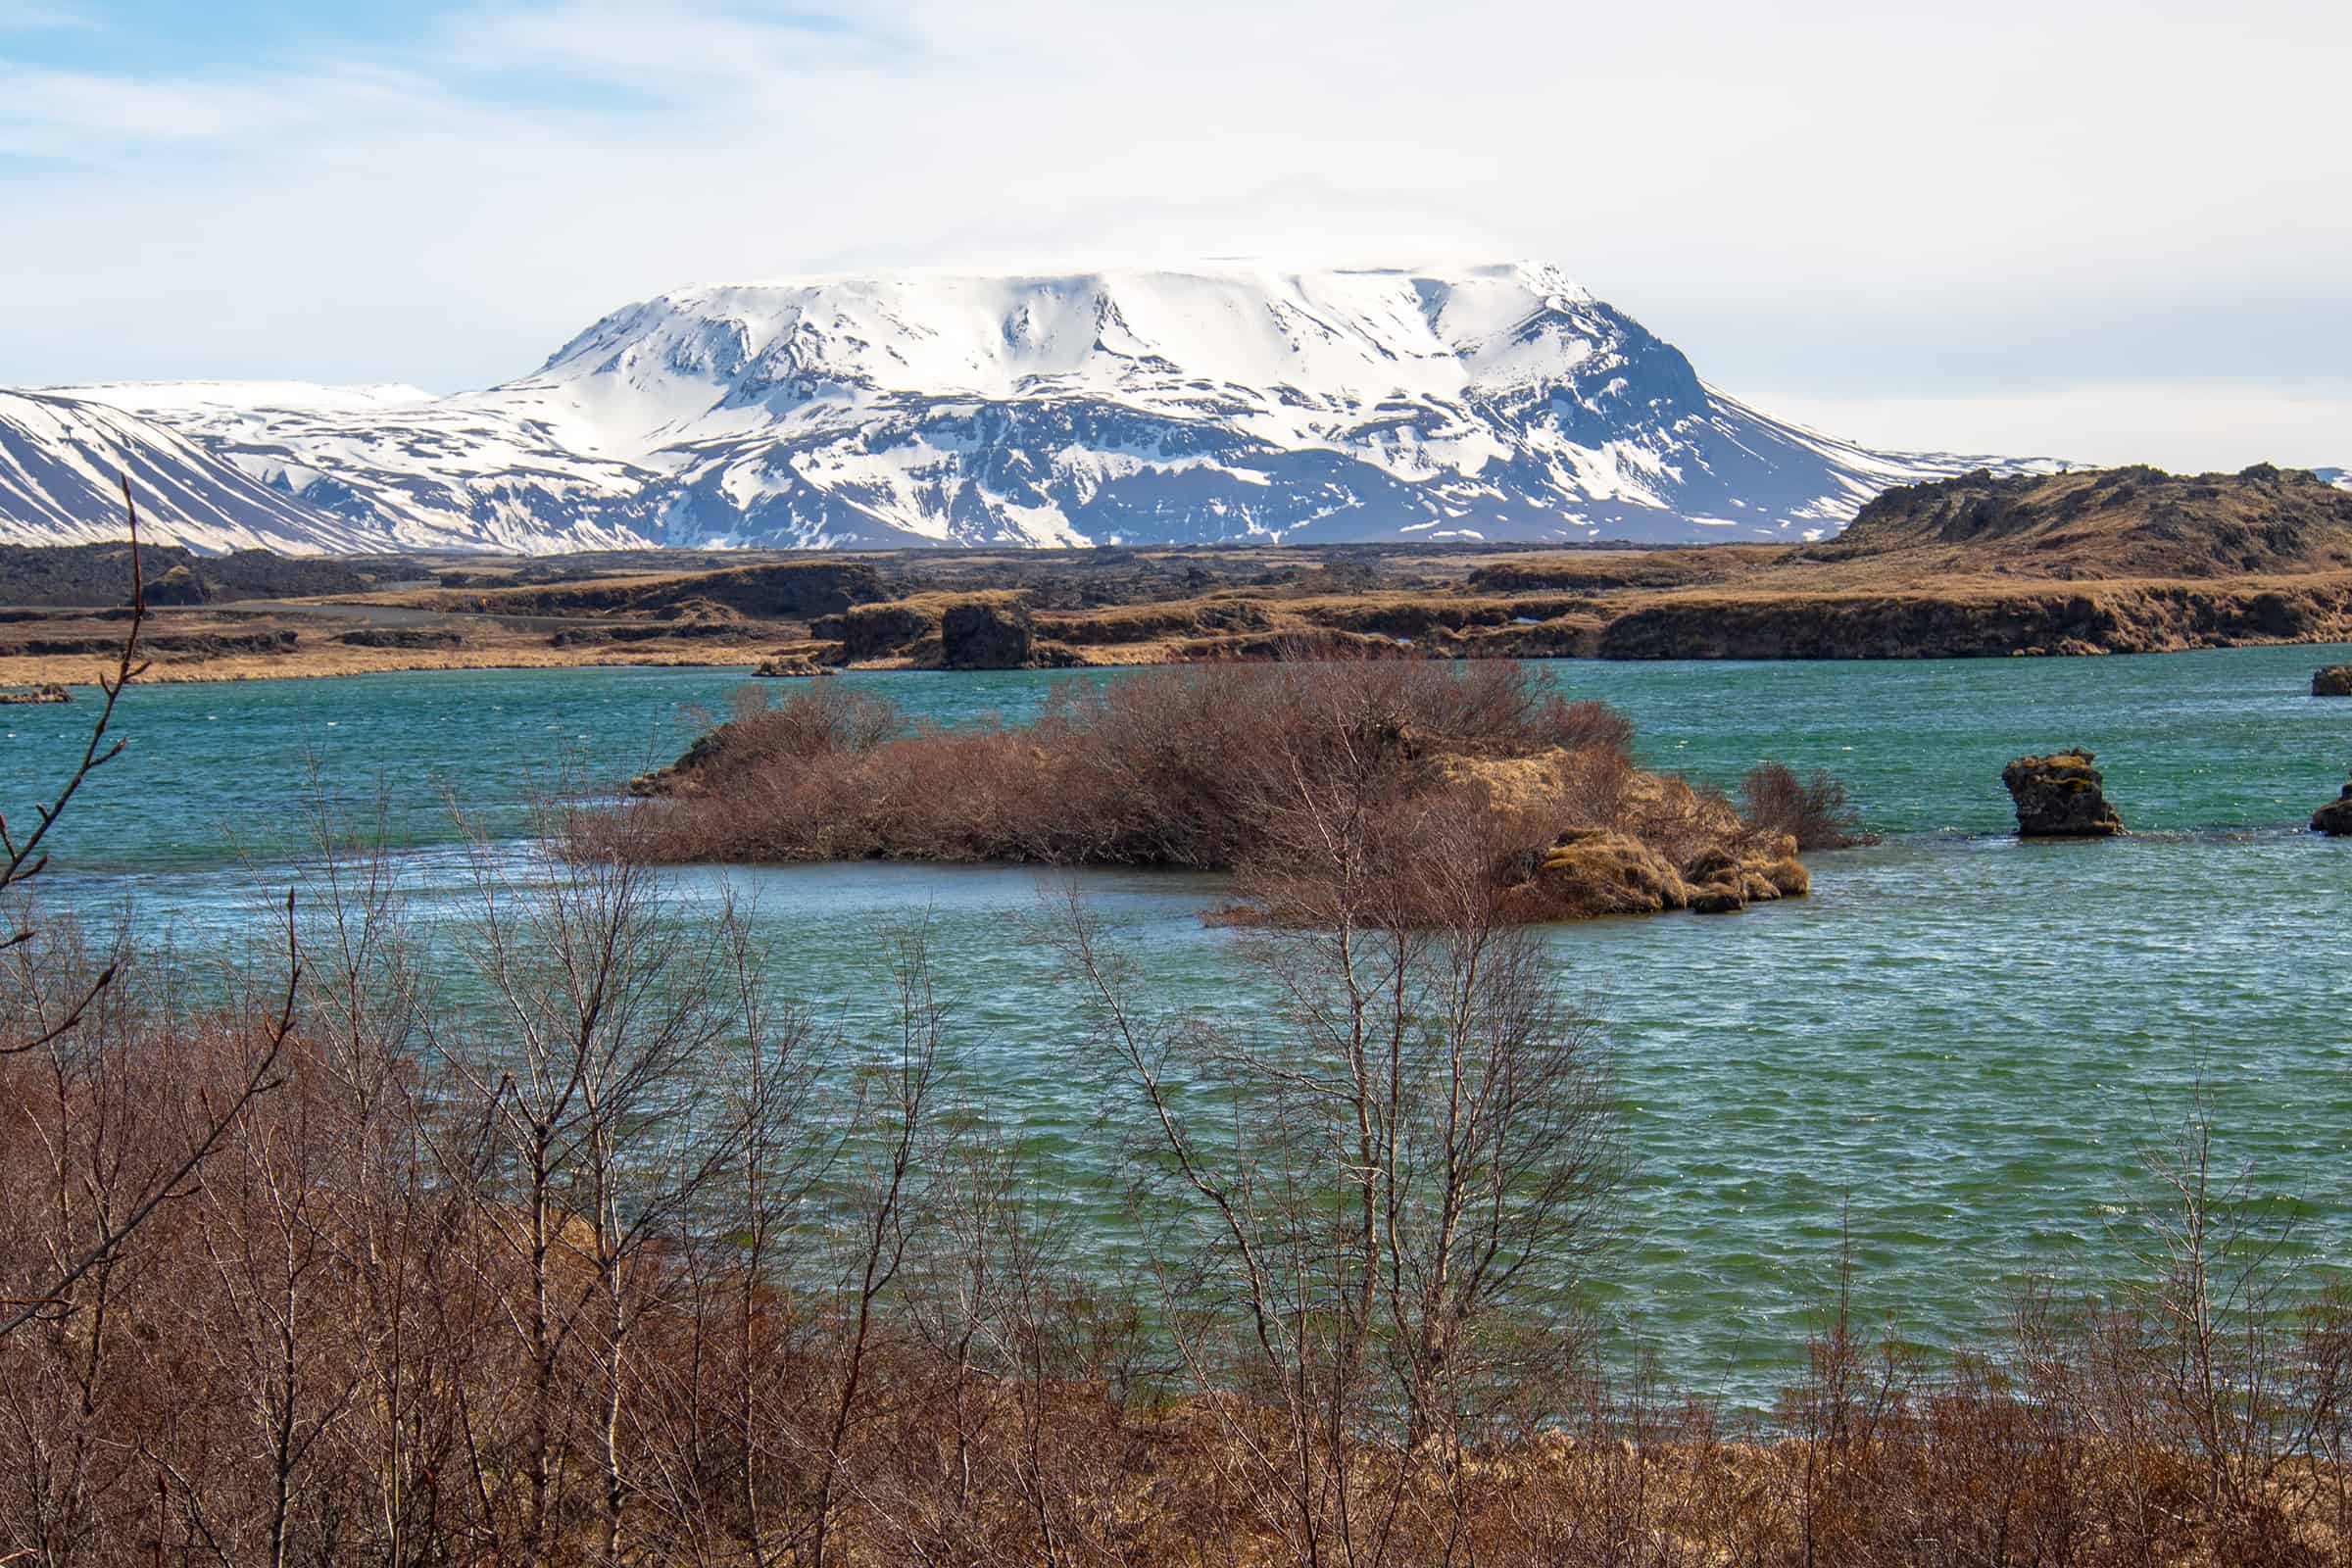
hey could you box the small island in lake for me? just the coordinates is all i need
[623,658,1857,923]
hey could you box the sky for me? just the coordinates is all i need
[3,0,2347,469]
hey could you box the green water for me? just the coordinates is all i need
[5,647,2350,1395]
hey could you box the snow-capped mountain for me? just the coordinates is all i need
[0,390,395,554]
[47,381,664,555]
[30,263,2047,554]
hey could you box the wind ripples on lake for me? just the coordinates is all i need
[3,643,2349,1396]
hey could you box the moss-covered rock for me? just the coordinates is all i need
[2002,751,2126,838]
[1496,826,1811,920]
[1507,828,1690,919]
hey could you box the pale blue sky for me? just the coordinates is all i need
[4,0,2348,467]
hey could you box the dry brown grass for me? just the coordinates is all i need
[15,493,2352,685]
[631,659,1665,873]
[8,906,2350,1567]
[0,645,771,685]
[0,604,784,684]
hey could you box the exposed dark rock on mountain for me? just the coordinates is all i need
[24,265,2041,553]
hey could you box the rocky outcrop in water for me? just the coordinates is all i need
[2002,752,2126,838]
[820,602,940,662]
[0,682,71,704]
[2316,665,2352,697]
[753,653,834,678]
[2314,780,2352,836]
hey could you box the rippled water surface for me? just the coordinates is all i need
[5,646,2349,1394]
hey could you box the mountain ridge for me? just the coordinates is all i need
[11,262,2073,555]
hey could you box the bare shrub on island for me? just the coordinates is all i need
[632,657,1663,882]
[1740,759,1878,850]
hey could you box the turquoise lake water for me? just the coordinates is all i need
[4,647,2350,1396]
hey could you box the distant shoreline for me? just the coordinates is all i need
[8,613,2352,690]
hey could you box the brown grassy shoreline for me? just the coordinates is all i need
[11,464,2352,684]
[11,569,2348,688]
[0,646,769,685]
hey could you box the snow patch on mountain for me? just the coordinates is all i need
[30,262,2054,554]
[0,390,395,554]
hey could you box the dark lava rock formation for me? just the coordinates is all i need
[753,653,834,678]
[2316,665,2352,697]
[2003,751,2126,838]
[2314,781,2352,836]
[144,564,210,606]
[940,597,1037,670]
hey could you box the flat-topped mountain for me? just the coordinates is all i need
[16,263,2044,554]
[1834,464,2352,577]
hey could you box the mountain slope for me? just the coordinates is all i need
[37,263,2053,553]
[53,382,664,554]
[0,390,389,555]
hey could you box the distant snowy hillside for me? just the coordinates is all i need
[29,263,2047,553]
[0,390,393,554]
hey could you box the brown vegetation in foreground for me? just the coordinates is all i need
[626,657,1823,921]
[8,799,2352,1566]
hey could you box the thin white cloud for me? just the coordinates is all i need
[0,61,342,143]
[0,3,102,32]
